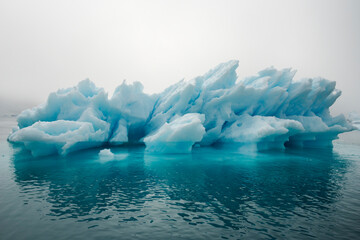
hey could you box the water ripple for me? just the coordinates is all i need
[0,143,359,239]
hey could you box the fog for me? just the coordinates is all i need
[0,0,359,115]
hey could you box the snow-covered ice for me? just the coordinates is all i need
[8,60,356,156]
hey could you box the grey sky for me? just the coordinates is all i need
[0,0,359,115]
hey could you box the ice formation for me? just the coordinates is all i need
[144,113,206,153]
[99,148,114,160]
[8,60,355,156]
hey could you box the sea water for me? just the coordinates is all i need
[0,117,360,239]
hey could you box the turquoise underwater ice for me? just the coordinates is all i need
[7,60,356,156]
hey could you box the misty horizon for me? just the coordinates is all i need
[1,0,360,116]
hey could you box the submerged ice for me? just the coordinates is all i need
[8,60,355,156]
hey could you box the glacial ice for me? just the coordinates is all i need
[99,149,115,160]
[144,113,206,153]
[7,60,355,156]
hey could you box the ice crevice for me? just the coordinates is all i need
[7,60,356,156]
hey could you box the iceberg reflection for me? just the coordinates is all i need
[11,145,350,234]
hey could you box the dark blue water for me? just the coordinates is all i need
[1,131,360,239]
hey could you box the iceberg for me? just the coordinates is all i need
[8,60,355,156]
[144,113,206,153]
[99,148,115,160]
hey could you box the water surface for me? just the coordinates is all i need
[0,117,360,239]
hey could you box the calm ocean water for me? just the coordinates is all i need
[0,116,360,239]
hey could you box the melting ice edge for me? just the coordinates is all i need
[8,60,357,156]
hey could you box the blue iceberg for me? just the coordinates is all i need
[8,60,355,156]
[144,113,206,153]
